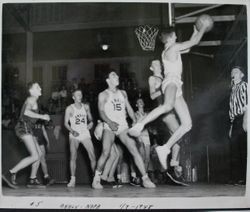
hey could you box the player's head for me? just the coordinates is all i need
[231,66,244,85]
[160,27,177,44]
[105,70,119,87]
[150,60,162,74]
[136,98,145,109]
[27,82,42,97]
[72,89,83,103]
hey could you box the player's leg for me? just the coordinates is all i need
[144,142,151,172]
[107,143,119,182]
[39,145,49,178]
[112,143,123,184]
[129,84,177,137]
[101,144,117,182]
[108,143,123,188]
[129,158,141,187]
[39,144,55,186]
[3,135,40,189]
[118,131,155,188]
[156,95,192,170]
[67,138,79,187]
[162,114,182,173]
[92,130,115,189]
[81,138,96,173]
[27,138,45,188]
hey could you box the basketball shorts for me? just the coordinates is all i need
[162,76,183,98]
[15,121,34,139]
[103,122,128,136]
[69,129,91,141]
[35,135,47,146]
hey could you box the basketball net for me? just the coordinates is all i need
[135,25,159,51]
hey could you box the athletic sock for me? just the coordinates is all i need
[94,170,102,179]
[142,174,148,181]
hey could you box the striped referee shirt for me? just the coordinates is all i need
[229,81,248,123]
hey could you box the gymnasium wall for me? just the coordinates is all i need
[8,55,154,104]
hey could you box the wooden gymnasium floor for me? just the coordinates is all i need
[2,183,245,197]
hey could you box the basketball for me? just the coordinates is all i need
[195,14,214,33]
[94,120,103,141]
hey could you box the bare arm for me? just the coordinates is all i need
[24,98,50,121]
[85,103,94,130]
[148,76,162,100]
[98,91,119,131]
[175,25,206,52]
[180,27,198,54]
[64,106,75,134]
[121,90,136,123]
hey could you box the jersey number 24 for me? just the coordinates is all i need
[75,117,86,125]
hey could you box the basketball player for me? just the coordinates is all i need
[92,70,155,189]
[149,60,185,184]
[64,90,96,187]
[2,82,50,189]
[129,24,207,169]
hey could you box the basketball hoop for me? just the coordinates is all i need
[135,25,159,51]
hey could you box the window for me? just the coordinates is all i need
[52,65,67,85]
[33,66,43,87]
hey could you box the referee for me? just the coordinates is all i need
[229,66,247,185]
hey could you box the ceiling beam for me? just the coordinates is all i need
[198,39,244,46]
[190,51,214,58]
[175,4,223,21]
[198,40,221,46]
[174,4,218,8]
[4,18,161,34]
[5,5,30,31]
[175,15,235,24]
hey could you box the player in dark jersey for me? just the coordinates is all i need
[2,82,50,189]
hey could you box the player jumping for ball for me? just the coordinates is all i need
[129,24,207,170]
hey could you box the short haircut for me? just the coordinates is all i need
[27,82,37,92]
[72,89,82,97]
[104,69,118,80]
[159,27,176,41]
[231,66,244,74]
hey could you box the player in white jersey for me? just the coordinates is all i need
[64,90,96,187]
[92,71,156,189]
[129,25,207,170]
[148,60,186,185]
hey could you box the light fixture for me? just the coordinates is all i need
[101,44,109,51]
